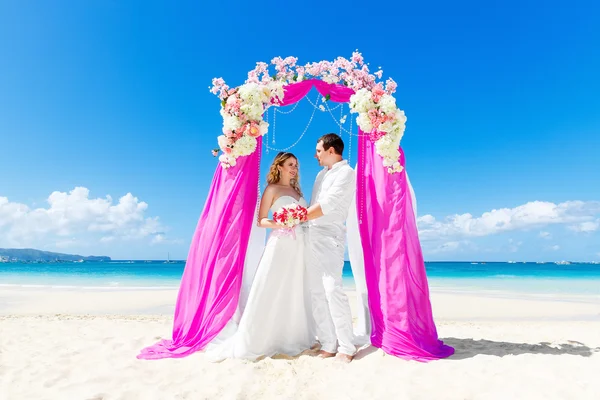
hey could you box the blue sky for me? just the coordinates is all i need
[1,1,599,261]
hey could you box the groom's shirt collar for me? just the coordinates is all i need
[327,159,348,171]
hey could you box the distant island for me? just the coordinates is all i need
[0,248,111,262]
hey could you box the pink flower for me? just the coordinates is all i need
[295,66,305,80]
[247,122,261,137]
[236,124,247,137]
[385,78,398,95]
[211,149,219,157]
[351,51,364,66]
[371,83,385,103]
[210,77,230,100]
[247,71,260,84]
[369,130,386,142]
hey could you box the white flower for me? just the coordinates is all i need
[217,135,229,150]
[260,86,272,103]
[379,120,394,133]
[238,83,261,102]
[394,108,407,124]
[259,120,269,135]
[378,95,396,114]
[349,89,373,114]
[356,113,373,133]
[241,102,263,120]
[318,105,325,111]
[219,154,235,168]
[223,115,242,132]
[321,75,339,84]
[231,135,257,158]
[267,81,285,103]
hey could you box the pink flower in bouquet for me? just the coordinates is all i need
[211,149,219,157]
[273,204,308,229]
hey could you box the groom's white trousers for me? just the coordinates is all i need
[306,225,356,356]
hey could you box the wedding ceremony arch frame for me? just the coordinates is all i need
[139,53,453,361]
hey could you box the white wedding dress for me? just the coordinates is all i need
[205,195,315,361]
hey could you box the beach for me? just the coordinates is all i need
[1,287,599,400]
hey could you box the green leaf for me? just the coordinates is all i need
[221,100,226,107]
[325,94,331,101]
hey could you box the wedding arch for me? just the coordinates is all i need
[139,52,454,361]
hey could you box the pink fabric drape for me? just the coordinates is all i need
[357,134,454,361]
[138,137,261,359]
[277,78,355,106]
[138,78,452,361]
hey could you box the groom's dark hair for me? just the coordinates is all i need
[318,133,344,156]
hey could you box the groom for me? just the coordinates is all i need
[306,133,356,362]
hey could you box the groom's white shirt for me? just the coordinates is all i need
[309,160,355,226]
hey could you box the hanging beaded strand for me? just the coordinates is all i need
[272,106,276,144]
[348,109,353,166]
[265,94,320,152]
[255,136,262,223]
[359,131,366,225]
[264,107,269,154]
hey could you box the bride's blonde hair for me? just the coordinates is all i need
[267,152,303,197]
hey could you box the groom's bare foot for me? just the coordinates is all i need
[336,353,353,363]
[317,350,336,358]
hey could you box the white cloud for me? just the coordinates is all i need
[550,245,560,251]
[568,220,600,233]
[150,234,183,245]
[0,187,169,248]
[426,240,476,254]
[507,238,523,253]
[417,200,600,241]
[539,231,552,239]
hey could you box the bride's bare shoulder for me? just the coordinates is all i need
[263,184,280,196]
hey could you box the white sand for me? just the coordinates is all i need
[1,288,599,400]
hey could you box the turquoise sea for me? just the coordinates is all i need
[1,261,599,298]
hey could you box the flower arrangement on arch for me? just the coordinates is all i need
[209,51,406,173]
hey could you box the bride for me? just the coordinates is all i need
[205,152,315,361]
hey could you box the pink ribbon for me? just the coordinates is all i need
[276,226,296,240]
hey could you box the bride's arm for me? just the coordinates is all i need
[257,185,280,229]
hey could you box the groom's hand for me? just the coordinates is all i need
[306,204,324,221]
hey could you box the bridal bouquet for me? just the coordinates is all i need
[273,204,308,228]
